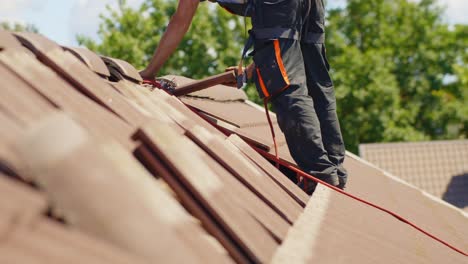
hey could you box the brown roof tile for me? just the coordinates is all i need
[0,243,52,264]
[0,30,24,50]
[199,145,290,242]
[15,113,232,263]
[13,32,61,55]
[101,56,143,83]
[185,125,301,224]
[64,47,111,77]
[359,140,468,211]
[0,110,24,174]
[8,228,108,264]
[345,153,468,253]
[13,33,148,127]
[139,123,279,263]
[0,51,135,149]
[0,63,55,126]
[180,97,291,154]
[0,173,47,233]
[165,75,247,101]
[272,185,467,264]
[182,97,273,128]
[228,134,309,207]
[139,90,301,242]
[147,91,301,225]
[134,144,250,264]
[110,81,186,134]
[34,219,147,264]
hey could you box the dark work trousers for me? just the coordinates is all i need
[301,42,347,186]
[251,0,347,192]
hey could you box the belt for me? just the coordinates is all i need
[251,27,325,44]
[251,27,300,40]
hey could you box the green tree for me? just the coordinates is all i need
[0,22,39,33]
[326,0,467,152]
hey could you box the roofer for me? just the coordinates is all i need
[140,0,348,193]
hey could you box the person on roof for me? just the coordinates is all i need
[140,0,348,193]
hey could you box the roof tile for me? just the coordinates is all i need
[139,122,279,263]
[165,75,247,101]
[273,185,468,263]
[101,56,143,83]
[360,141,468,211]
[15,113,232,263]
[64,47,111,77]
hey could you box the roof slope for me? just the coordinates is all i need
[0,31,303,263]
[273,183,467,263]
[0,31,467,263]
[360,140,468,211]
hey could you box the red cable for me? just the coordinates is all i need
[263,98,280,169]
[142,79,163,89]
[183,101,467,257]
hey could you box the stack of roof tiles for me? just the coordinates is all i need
[0,31,466,263]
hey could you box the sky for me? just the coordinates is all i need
[0,0,467,46]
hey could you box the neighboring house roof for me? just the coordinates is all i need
[359,140,468,211]
[0,31,466,263]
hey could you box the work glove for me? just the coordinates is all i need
[225,64,254,89]
[224,66,245,89]
[236,68,248,89]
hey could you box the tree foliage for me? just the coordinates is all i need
[78,0,467,152]
[0,22,39,33]
[326,0,467,151]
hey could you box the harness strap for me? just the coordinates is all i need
[237,31,254,87]
[236,0,255,82]
[252,27,300,40]
[240,31,254,60]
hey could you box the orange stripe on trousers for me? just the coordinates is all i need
[256,68,270,97]
[273,39,290,85]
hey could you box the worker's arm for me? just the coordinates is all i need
[140,0,199,80]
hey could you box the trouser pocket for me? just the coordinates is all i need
[253,39,290,98]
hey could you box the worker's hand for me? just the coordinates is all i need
[225,63,255,89]
[225,66,247,89]
[223,67,241,88]
[139,68,164,89]
[225,64,254,80]
[139,68,156,81]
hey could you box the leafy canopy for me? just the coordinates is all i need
[326,0,467,152]
[0,22,39,33]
